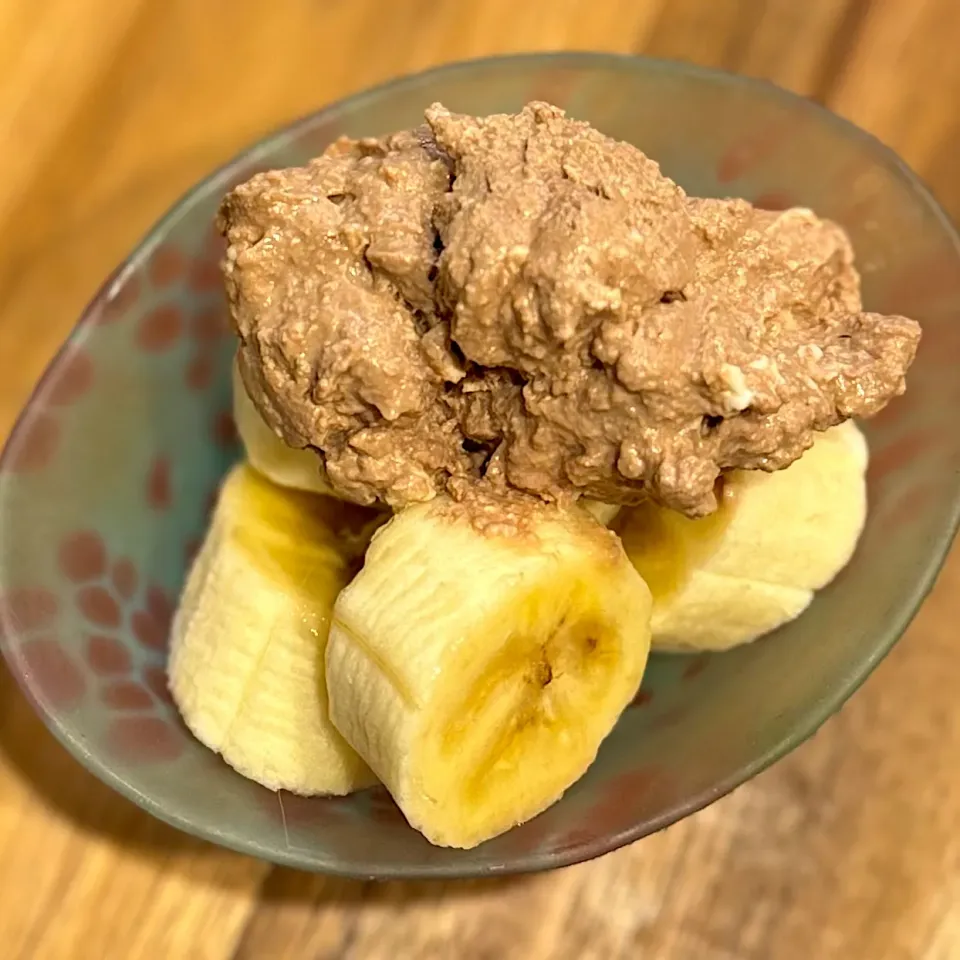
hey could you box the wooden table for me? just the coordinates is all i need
[2,1,959,957]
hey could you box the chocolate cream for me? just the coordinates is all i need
[218,102,920,517]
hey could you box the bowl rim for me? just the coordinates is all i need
[2,49,959,879]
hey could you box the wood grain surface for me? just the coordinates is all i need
[1,1,959,958]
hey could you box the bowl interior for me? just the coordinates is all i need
[1,53,958,878]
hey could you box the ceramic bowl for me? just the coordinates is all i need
[2,52,958,878]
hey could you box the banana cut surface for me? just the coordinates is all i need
[326,495,653,849]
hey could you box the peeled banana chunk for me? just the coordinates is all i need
[618,421,868,652]
[168,464,378,796]
[232,361,333,496]
[325,494,652,849]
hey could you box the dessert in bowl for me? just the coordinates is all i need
[1,53,957,877]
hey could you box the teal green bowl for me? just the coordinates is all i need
[1,53,958,878]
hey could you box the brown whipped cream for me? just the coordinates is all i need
[218,102,920,517]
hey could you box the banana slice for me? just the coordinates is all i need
[617,421,868,652]
[232,361,332,495]
[325,494,652,849]
[168,463,379,795]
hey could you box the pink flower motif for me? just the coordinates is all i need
[754,190,794,211]
[59,530,107,582]
[148,245,187,287]
[867,430,939,487]
[142,664,174,705]
[1,587,59,631]
[96,272,142,325]
[146,456,172,511]
[85,635,132,676]
[254,788,339,829]
[185,353,215,392]
[554,767,667,851]
[681,653,710,681]
[213,411,238,448]
[137,305,184,353]
[364,785,407,827]
[19,637,86,710]
[527,68,578,108]
[499,805,556,856]
[181,303,230,393]
[716,116,795,183]
[187,259,222,294]
[76,586,122,628]
[46,348,95,408]
[125,583,175,655]
[131,608,166,652]
[0,588,85,711]
[39,528,184,762]
[111,559,138,600]
[1,342,96,476]
[6,413,60,473]
[100,680,154,710]
[105,716,182,762]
